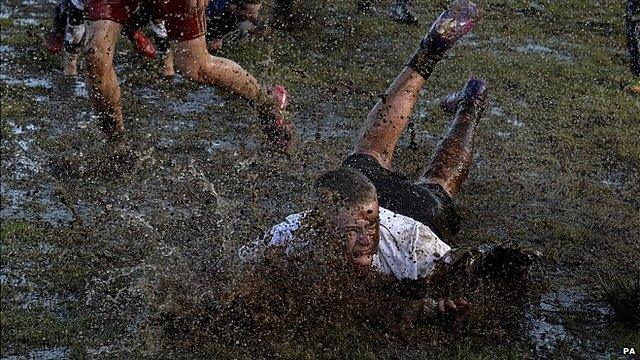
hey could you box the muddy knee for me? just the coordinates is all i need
[83,45,111,78]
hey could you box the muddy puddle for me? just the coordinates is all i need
[526,287,615,358]
[515,43,573,62]
[2,347,70,360]
[0,75,53,89]
[458,35,576,63]
[2,0,639,358]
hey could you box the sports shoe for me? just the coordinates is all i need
[260,85,295,150]
[45,30,65,54]
[421,0,480,55]
[389,1,418,24]
[127,30,156,59]
[440,77,487,113]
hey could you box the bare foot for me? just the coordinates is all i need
[63,52,79,76]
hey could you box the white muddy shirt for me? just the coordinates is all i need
[238,207,451,280]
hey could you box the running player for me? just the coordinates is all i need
[82,0,294,149]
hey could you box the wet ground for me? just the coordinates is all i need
[2,0,639,358]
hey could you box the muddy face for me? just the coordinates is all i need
[334,200,380,267]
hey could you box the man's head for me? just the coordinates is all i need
[313,168,380,268]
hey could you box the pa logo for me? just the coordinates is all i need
[623,347,636,355]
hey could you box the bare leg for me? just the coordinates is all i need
[171,35,293,148]
[419,78,487,196]
[354,68,425,169]
[171,36,262,100]
[83,20,124,140]
[353,0,479,170]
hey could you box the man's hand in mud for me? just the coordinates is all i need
[437,298,471,314]
[401,297,471,326]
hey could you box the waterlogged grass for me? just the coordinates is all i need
[1,221,76,353]
[1,0,639,358]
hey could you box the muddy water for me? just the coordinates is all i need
[1,347,70,360]
[526,288,614,358]
[0,33,350,357]
[2,0,639,358]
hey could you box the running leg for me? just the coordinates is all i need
[171,36,294,148]
[83,20,125,140]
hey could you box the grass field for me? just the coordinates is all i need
[1,0,639,358]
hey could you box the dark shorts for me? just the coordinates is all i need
[86,0,206,41]
[342,153,461,241]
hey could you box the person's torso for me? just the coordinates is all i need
[242,207,451,280]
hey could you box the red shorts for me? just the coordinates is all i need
[86,0,206,41]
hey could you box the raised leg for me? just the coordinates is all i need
[353,0,479,169]
[354,69,426,169]
[171,36,262,99]
[418,78,488,196]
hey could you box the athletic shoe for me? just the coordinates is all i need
[421,0,480,55]
[389,1,418,24]
[459,77,487,107]
[128,30,156,59]
[45,30,64,54]
[261,85,295,150]
[440,77,487,114]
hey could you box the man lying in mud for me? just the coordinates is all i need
[83,0,294,151]
[240,0,538,320]
[241,0,479,315]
